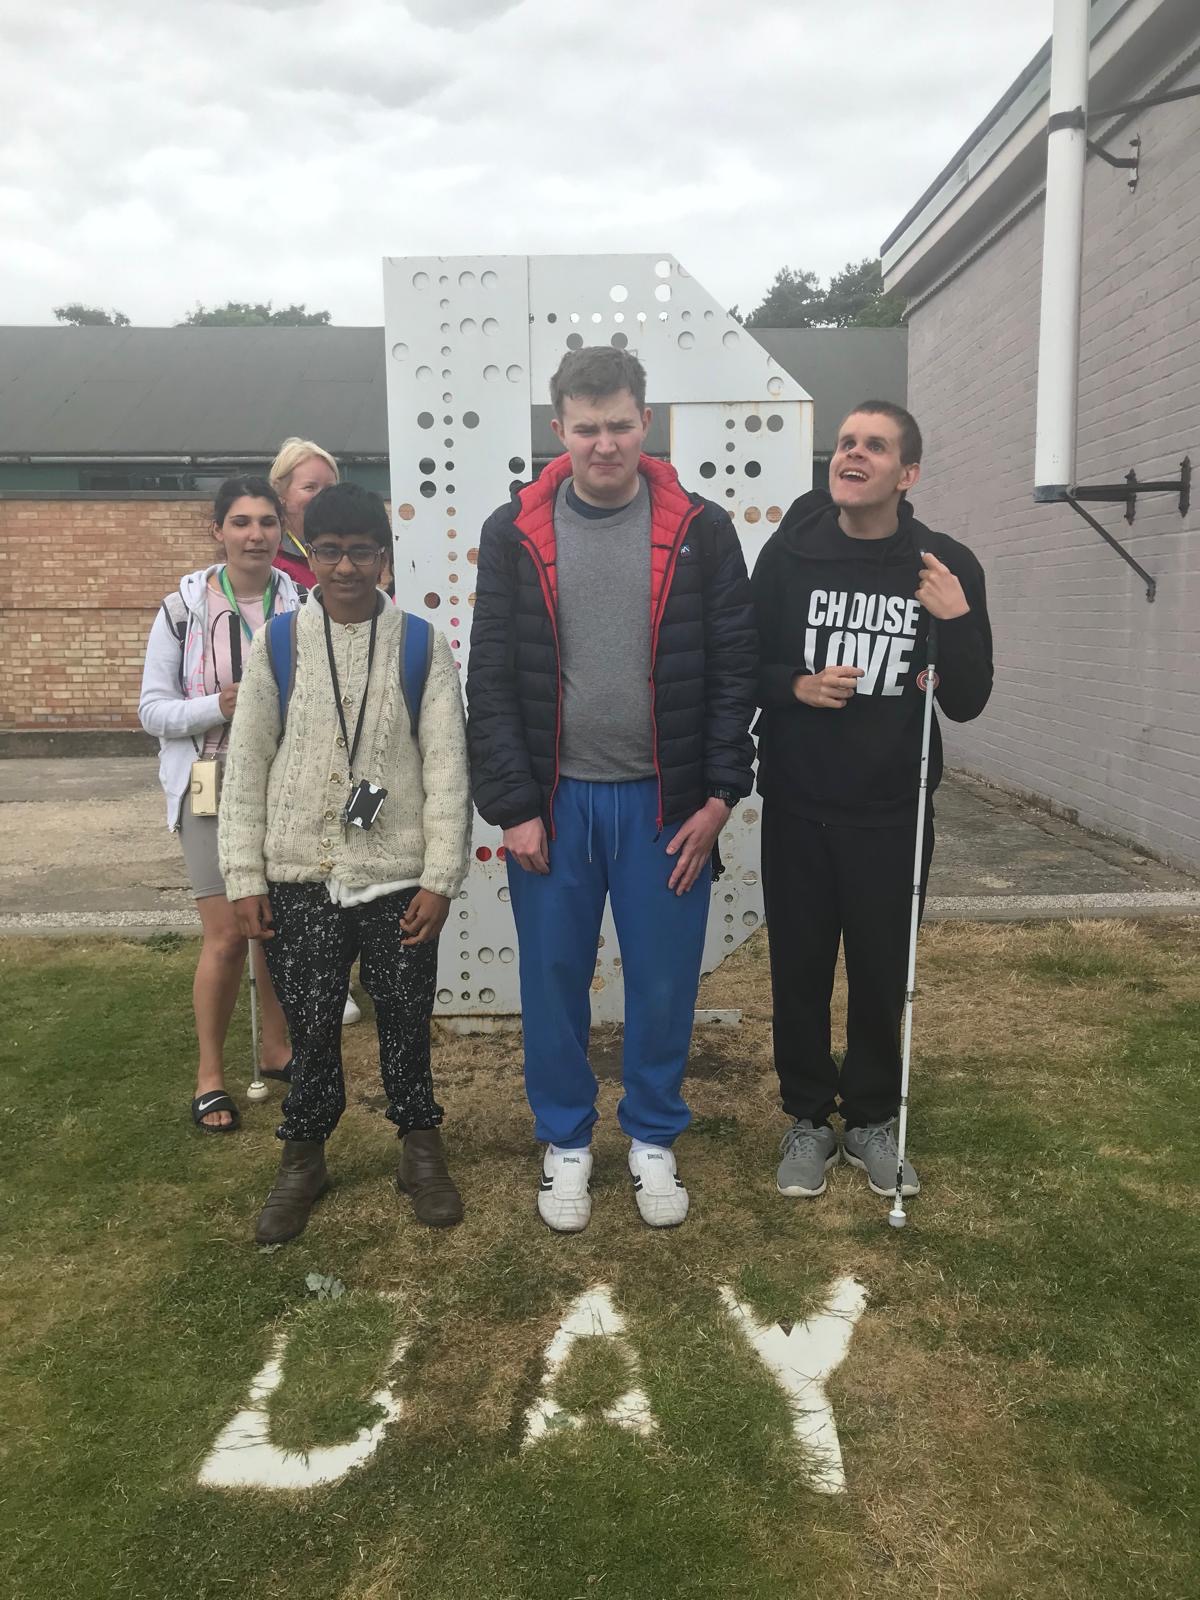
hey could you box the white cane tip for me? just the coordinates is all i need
[246,1081,271,1104]
[887,1208,907,1230]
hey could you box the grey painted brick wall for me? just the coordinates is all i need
[906,85,1200,871]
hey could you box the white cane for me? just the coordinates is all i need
[888,615,937,1230]
[246,953,270,1105]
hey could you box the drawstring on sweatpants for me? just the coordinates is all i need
[585,783,621,864]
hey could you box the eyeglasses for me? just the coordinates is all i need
[308,543,385,568]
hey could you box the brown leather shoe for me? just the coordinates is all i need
[254,1139,330,1245]
[396,1128,463,1228]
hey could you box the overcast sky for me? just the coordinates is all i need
[2,0,1052,327]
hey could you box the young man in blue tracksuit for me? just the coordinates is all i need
[752,401,993,1203]
[466,346,757,1232]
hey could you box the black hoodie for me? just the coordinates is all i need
[751,489,992,825]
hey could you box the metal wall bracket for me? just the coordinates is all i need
[1087,134,1141,191]
[1070,457,1190,524]
[1064,497,1157,602]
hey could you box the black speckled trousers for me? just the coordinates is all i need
[264,881,442,1143]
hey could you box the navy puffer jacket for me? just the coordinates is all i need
[466,454,757,833]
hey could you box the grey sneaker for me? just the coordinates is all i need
[777,1119,839,1197]
[842,1121,920,1198]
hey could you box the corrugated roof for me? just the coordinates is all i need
[0,324,905,461]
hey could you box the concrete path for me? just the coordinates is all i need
[0,757,1197,936]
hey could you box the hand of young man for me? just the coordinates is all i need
[793,666,864,708]
[916,552,969,619]
[233,894,274,940]
[503,817,550,874]
[400,889,450,947]
[666,797,730,896]
[219,684,239,719]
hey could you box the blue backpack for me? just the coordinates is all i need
[263,609,433,740]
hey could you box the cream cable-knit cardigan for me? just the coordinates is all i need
[219,594,471,903]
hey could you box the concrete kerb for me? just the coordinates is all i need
[4,891,1200,941]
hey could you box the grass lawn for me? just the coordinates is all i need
[1,918,1198,1600]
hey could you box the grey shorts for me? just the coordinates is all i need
[179,796,226,900]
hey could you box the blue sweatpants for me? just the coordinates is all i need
[507,777,711,1150]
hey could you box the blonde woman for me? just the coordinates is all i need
[268,437,339,590]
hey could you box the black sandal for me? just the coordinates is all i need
[261,1061,293,1084]
[191,1091,242,1133]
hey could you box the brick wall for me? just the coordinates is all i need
[0,498,214,729]
[906,85,1200,871]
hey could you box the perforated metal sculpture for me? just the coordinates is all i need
[383,254,812,1020]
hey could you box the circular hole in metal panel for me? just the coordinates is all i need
[566,333,583,350]
[391,342,408,360]
[424,591,440,607]
[505,365,522,382]
[419,457,435,474]
[722,329,739,348]
[654,260,671,278]
[767,376,784,396]
[611,332,628,349]
[417,412,434,428]
[699,462,716,479]
[767,414,784,431]
[610,284,628,302]
[420,481,436,498]
[655,284,671,302]
[482,318,499,335]
[677,330,694,349]
[483,364,501,380]
[412,271,430,289]
[481,269,498,288]
[745,460,761,477]
[463,412,480,428]
[745,415,763,432]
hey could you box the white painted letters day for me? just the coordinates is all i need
[199,1277,867,1498]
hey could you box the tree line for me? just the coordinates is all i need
[51,259,904,330]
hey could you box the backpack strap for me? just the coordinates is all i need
[398,612,434,739]
[264,611,299,737]
[160,592,189,692]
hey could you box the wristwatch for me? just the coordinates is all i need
[708,787,739,809]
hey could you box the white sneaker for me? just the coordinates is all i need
[342,991,362,1026]
[628,1145,689,1228]
[536,1147,593,1233]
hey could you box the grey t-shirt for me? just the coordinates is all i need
[555,478,657,782]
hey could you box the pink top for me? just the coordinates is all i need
[202,575,269,756]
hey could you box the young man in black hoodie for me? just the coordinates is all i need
[752,401,992,1202]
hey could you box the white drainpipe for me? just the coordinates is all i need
[1033,0,1091,501]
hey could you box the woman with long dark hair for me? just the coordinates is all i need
[139,477,303,1129]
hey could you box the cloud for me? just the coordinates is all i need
[2,0,1051,326]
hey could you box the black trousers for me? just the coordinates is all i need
[760,803,934,1129]
[264,881,442,1144]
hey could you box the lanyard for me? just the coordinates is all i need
[323,603,378,784]
[219,566,276,643]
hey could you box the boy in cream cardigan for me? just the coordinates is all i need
[220,483,471,1243]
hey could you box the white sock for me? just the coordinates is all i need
[630,1138,669,1156]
